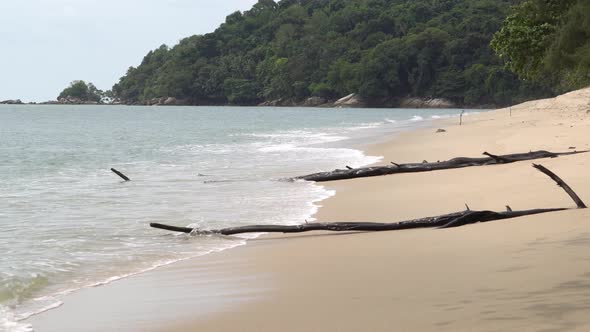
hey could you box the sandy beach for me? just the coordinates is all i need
[27,87,590,331]
[171,87,590,331]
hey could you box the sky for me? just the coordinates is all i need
[0,0,258,102]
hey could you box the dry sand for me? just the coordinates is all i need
[27,88,590,331]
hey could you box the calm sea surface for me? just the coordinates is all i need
[0,105,475,331]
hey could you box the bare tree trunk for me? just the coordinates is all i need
[150,208,566,235]
[295,150,587,182]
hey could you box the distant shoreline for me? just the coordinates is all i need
[1,94,497,109]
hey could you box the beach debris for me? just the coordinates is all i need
[482,151,510,164]
[436,129,447,133]
[532,163,586,209]
[151,164,586,236]
[346,166,354,170]
[391,162,401,167]
[152,207,567,236]
[295,150,589,182]
[569,147,576,150]
[465,204,470,211]
[111,168,130,181]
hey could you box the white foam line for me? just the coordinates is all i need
[17,240,248,323]
[16,301,63,321]
[302,151,383,222]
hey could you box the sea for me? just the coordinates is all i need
[0,105,478,331]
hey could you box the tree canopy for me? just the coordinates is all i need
[58,80,105,103]
[112,0,551,107]
[492,0,590,92]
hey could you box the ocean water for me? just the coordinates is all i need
[0,105,476,331]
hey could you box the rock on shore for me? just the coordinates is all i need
[333,94,366,108]
[399,97,456,108]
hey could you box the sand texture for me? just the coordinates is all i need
[173,87,590,331]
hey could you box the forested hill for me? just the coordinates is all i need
[112,0,549,107]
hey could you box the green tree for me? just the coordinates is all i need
[58,80,103,102]
[491,0,590,92]
[224,78,261,104]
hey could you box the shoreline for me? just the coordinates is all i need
[19,106,444,331]
[1,99,495,109]
[20,108,453,332]
[167,87,590,331]
[25,87,590,331]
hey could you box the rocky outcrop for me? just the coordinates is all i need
[0,99,23,104]
[143,96,185,106]
[303,96,327,107]
[163,97,177,105]
[146,97,164,106]
[258,97,332,107]
[57,96,99,104]
[400,97,456,108]
[38,97,99,105]
[333,93,365,107]
[258,100,275,106]
[258,98,295,107]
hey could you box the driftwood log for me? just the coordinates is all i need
[151,164,586,236]
[150,208,566,235]
[111,168,130,181]
[295,150,587,182]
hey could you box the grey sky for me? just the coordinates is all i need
[0,0,258,102]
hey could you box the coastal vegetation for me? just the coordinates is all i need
[111,0,550,107]
[491,0,590,92]
[57,80,107,104]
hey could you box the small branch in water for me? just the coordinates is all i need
[111,168,130,181]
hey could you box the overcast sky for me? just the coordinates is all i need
[0,0,258,102]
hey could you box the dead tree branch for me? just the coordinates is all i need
[532,163,587,208]
[295,150,587,182]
